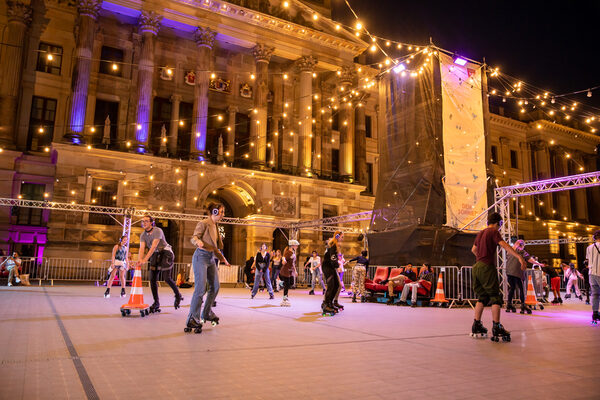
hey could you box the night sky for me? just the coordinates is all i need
[332,1,600,109]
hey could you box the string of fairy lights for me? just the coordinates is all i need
[3,0,599,233]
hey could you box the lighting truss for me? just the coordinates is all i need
[292,211,373,228]
[525,237,592,246]
[495,171,600,199]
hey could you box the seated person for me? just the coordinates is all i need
[384,264,415,303]
[401,263,417,281]
[397,264,435,306]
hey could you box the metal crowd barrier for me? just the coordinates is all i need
[431,266,461,308]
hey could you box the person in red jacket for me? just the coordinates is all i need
[279,240,299,307]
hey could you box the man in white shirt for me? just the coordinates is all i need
[585,230,600,323]
[305,251,324,295]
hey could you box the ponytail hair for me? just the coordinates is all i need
[116,235,127,248]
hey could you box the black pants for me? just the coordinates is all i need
[507,275,524,305]
[149,250,180,304]
[280,275,292,296]
[323,267,339,305]
[271,267,280,290]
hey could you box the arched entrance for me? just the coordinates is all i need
[273,228,288,253]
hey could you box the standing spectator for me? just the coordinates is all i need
[1,252,21,286]
[586,231,600,323]
[505,240,536,313]
[243,256,255,289]
[280,240,299,306]
[138,214,183,312]
[541,260,562,304]
[398,264,435,307]
[104,235,128,298]
[580,260,590,305]
[349,250,369,303]
[251,244,274,299]
[305,251,324,296]
[564,262,583,300]
[271,250,282,292]
[470,212,525,340]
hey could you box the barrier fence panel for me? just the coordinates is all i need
[17,257,46,284]
[219,264,240,284]
[45,258,108,284]
[460,266,477,306]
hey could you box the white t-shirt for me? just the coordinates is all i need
[308,256,321,271]
[586,242,600,276]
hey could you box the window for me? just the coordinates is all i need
[177,102,193,158]
[510,150,518,169]
[28,96,57,151]
[36,43,62,75]
[16,184,45,226]
[93,99,119,147]
[88,179,118,225]
[331,149,339,176]
[365,163,373,194]
[151,97,172,154]
[322,205,338,241]
[99,46,124,76]
[331,113,339,131]
[365,115,372,138]
[491,145,498,164]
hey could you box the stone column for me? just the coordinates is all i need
[354,94,368,185]
[0,1,32,148]
[134,11,161,153]
[338,65,355,181]
[64,0,102,144]
[250,44,274,167]
[271,73,283,170]
[573,152,588,220]
[168,94,181,156]
[295,56,317,175]
[190,27,216,160]
[226,106,237,162]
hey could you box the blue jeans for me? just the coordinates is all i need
[251,268,273,296]
[311,269,325,291]
[187,248,220,324]
[590,274,600,313]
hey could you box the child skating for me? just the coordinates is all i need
[104,235,128,298]
[470,213,525,342]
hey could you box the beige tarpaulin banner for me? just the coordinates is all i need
[439,53,488,230]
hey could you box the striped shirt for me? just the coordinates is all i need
[586,242,600,276]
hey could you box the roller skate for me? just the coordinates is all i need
[321,302,336,316]
[280,296,290,307]
[592,311,600,325]
[361,296,367,303]
[470,319,488,338]
[149,301,161,314]
[174,294,184,310]
[184,319,202,334]
[333,301,344,311]
[520,305,532,315]
[564,294,571,299]
[578,295,583,301]
[309,289,315,295]
[104,288,110,298]
[120,288,126,298]
[352,294,357,303]
[269,293,274,299]
[551,298,559,305]
[491,322,511,342]
[505,304,516,313]
[202,312,220,327]
[251,294,255,299]
[558,297,563,304]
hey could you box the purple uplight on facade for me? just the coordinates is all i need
[393,63,406,73]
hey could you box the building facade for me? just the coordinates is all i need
[0,0,598,267]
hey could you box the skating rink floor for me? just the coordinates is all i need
[1,285,599,400]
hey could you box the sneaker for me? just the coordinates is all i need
[386,298,395,305]
[15,277,21,283]
[308,290,315,295]
[7,282,12,286]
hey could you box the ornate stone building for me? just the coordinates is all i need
[0,0,380,263]
[0,0,598,267]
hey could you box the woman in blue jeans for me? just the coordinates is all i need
[251,244,274,299]
[185,203,230,333]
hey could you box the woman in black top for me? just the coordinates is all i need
[251,244,274,299]
[322,231,344,315]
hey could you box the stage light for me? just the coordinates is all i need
[587,89,592,97]
[453,55,467,66]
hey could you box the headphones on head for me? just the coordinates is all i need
[145,215,155,226]
[211,206,220,216]
[335,233,341,239]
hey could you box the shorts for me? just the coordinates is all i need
[472,261,503,306]
[114,260,126,269]
[550,276,560,292]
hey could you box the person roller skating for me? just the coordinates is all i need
[585,231,600,325]
[470,213,525,343]
[104,235,129,298]
[185,203,230,333]
[279,240,298,307]
[138,215,183,314]
[505,239,536,314]
[250,244,275,300]
[563,262,583,300]
[322,231,343,315]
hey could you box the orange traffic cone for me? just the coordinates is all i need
[431,273,448,303]
[525,275,537,306]
[120,263,149,317]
